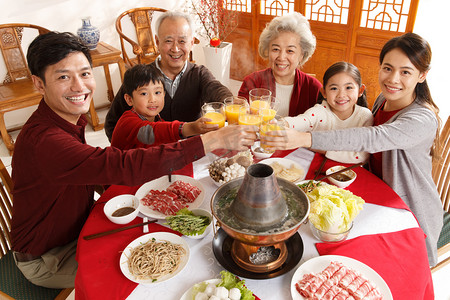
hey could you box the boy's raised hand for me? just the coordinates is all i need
[182,116,220,137]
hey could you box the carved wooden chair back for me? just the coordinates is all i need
[115,7,167,66]
[0,24,50,155]
[431,116,450,272]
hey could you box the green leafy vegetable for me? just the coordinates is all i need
[307,185,364,233]
[164,208,211,236]
[217,270,254,300]
[191,271,255,300]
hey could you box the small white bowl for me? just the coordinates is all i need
[325,166,357,188]
[251,141,273,160]
[184,208,212,239]
[103,194,140,224]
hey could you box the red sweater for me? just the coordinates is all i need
[111,110,183,150]
[11,100,204,256]
[238,68,322,116]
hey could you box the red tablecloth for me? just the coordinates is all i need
[316,228,434,300]
[75,185,181,300]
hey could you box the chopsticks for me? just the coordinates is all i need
[316,162,364,181]
[83,219,157,240]
[313,157,328,180]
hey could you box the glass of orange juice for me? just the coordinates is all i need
[224,96,248,125]
[202,102,226,128]
[249,88,272,114]
[260,115,287,153]
[258,96,280,122]
[238,106,262,126]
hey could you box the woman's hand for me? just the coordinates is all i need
[260,128,312,150]
[201,125,258,152]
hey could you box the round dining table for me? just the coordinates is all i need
[74,148,434,300]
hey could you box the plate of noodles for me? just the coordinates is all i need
[119,232,190,284]
[259,158,306,183]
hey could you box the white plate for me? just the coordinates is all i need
[119,232,190,285]
[180,278,221,300]
[135,175,205,219]
[290,255,392,300]
[259,157,306,183]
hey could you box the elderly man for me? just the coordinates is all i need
[10,31,256,289]
[104,10,233,140]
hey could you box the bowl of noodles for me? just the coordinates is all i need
[119,232,190,284]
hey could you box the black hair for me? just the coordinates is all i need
[318,61,367,107]
[380,32,440,158]
[26,31,92,83]
[122,64,165,96]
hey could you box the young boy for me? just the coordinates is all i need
[111,64,215,150]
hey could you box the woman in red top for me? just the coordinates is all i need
[238,12,322,117]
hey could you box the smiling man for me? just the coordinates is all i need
[10,32,256,289]
[104,10,233,141]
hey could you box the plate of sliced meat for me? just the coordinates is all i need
[135,175,205,219]
[291,255,392,300]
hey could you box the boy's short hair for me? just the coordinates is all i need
[27,31,92,83]
[122,64,165,96]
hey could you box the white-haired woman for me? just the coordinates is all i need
[238,12,321,117]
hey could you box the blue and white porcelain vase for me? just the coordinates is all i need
[77,17,100,50]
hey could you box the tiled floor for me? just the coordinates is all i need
[2,79,450,299]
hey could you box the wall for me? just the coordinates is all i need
[1,0,448,129]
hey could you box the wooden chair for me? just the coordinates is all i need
[0,24,51,155]
[115,7,167,66]
[115,7,199,67]
[0,159,73,299]
[431,116,450,272]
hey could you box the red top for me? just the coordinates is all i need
[238,68,321,116]
[11,100,204,255]
[370,100,402,178]
[111,110,183,150]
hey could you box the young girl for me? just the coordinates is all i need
[263,33,442,266]
[284,62,373,164]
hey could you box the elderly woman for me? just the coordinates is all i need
[238,12,321,117]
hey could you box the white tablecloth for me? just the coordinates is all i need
[126,148,419,300]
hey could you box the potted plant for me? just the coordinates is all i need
[188,0,238,47]
[186,0,238,85]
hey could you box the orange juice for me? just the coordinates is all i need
[225,104,242,124]
[260,123,283,152]
[238,114,262,126]
[204,112,225,128]
[250,100,270,115]
[259,108,277,122]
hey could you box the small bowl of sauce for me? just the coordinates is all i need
[104,194,140,224]
[326,166,357,188]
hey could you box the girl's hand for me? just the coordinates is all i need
[201,125,258,152]
[260,128,312,150]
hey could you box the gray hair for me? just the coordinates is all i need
[258,12,316,66]
[155,10,195,38]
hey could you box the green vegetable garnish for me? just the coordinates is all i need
[217,270,255,300]
[191,270,255,300]
[165,208,211,236]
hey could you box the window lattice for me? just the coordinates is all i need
[304,0,350,24]
[225,0,251,13]
[360,0,411,32]
[260,0,295,16]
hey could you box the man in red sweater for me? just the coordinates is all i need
[10,31,257,288]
